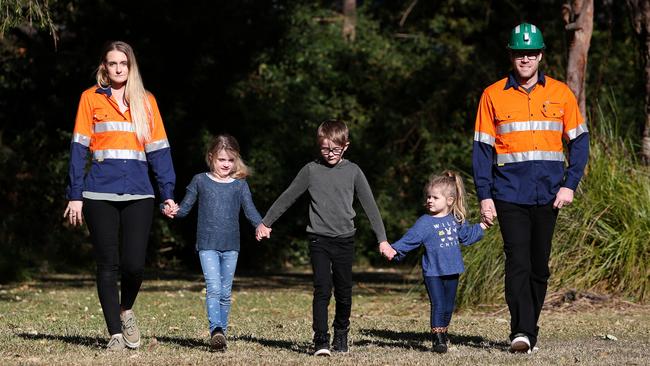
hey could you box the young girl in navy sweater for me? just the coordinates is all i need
[163,134,269,351]
[383,171,487,353]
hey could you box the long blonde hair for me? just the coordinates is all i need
[424,170,467,222]
[96,41,152,144]
[205,134,250,179]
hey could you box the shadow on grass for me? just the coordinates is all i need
[233,334,309,354]
[359,328,510,352]
[17,332,104,349]
[156,334,309,354]
[155,335,208,349]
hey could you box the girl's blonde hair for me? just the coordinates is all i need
[96,41,152,144]
[424,170,467,222]
[205,134,250,179]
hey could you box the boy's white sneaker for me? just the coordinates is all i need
[510,334,531,353]
[314,347,331,356]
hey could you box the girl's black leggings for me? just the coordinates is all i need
[83,198,153,335]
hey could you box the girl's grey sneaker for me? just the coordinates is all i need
[210,328,227,352]
[106,334,126,351]
[120,310,141,348]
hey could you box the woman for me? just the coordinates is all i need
[63,41,176,351]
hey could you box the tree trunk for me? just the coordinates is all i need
[626,0,650,164]
[342,0,356,42]
[563,0,594,122]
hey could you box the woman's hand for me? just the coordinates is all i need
[63,200,84,226]
[162,199,178,218]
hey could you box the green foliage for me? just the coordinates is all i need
[0,127,93,281]
[551,101,650,302]
[0,0,57,43]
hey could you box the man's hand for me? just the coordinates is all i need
[553,187,574,209]
[480,198,497,227]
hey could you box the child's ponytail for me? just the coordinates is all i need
[442,170,467,223]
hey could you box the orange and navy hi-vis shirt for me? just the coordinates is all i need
[66,86,175,201]
[472,72,589,205]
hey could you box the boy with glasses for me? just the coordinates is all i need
[258,119,391,356]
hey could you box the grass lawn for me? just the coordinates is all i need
[0,269,648,365]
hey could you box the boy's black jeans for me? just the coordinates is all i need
[308,234,355,336]
[494,200,558,348]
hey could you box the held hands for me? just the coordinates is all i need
[553,187,574,209]
[480,198,497,228]
[255,223,272,241]
[63,200,84,226]
[162,199,179,218]
[379,241,396,261]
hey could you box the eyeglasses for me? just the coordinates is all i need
[512,52,540,61]
[320,147,344,155]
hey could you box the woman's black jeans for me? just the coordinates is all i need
[83,198,153,335]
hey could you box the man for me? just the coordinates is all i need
[472,23,589,353]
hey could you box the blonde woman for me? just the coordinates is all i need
[63,41,176,351]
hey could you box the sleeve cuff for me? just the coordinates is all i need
[477,187,493,201]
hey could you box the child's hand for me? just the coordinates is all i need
[162,199,178,218]
[256,223,272,241]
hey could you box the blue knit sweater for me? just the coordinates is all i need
[391,214,484,276]
[175,173,262,251]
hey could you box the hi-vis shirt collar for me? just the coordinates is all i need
[504,71,546,90]
[95,86,112,96]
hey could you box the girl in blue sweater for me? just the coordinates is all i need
[163,134,269,351]
[385,171,487,353]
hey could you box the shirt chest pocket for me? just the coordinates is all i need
[542,101,565,120]
[494,109,524,123]
[93,108,111,122]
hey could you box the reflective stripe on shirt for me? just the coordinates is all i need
[73,133,91,147]
[566,122,589,140]
[474,131,495,146]
[145,138,170,153]
[497,120,563,134]
[94,121,135,133]
[93,149,147,161]
[496,150,565,164]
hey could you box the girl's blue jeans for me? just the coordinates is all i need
[199,250,239,334]
[424,274,459,328]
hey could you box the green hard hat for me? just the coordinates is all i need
[507,23,545,50]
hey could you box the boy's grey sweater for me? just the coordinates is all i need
[175,173,262,252]
[262,159,387,242]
